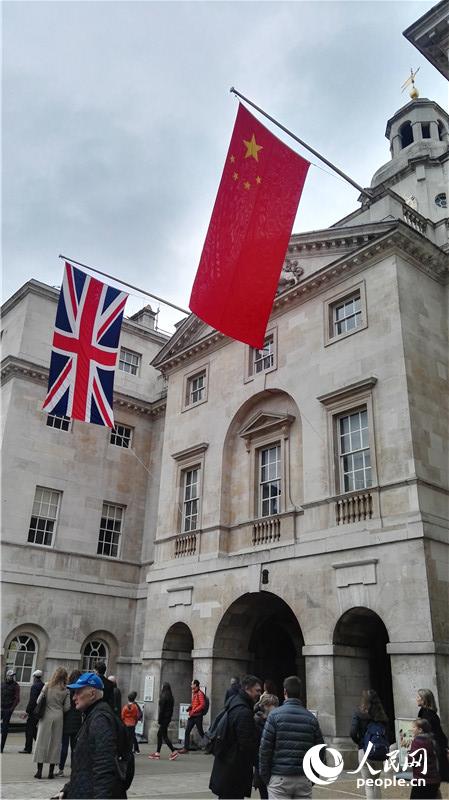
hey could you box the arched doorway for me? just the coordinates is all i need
[333,607,395,739]
[161,623,193,707]
[212,592,304,714]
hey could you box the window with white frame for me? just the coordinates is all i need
[6,634,37,682]
[254,335,274,374]
[82,639,109,671]
[259,443,281,517]
[182,467,200,532]
[46,413,71,431]
[186,371,206,407]
[28,487,61,546]
[110,423,133,449]
[118,347,141,375]
[338,408,372,492]
[332,292,362,337]
[97,503,124,557]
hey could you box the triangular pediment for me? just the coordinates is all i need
[239,411,295,440]
[151,314,218,369]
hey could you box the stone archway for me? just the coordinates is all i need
[161,622,193,708]
[212,592,304,714]
[333,607,395,738]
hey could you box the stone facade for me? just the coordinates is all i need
[1,92,448,758]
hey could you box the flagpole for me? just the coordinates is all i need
[230,87,373,200]
[58,254,190,316]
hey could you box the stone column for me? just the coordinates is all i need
[140,652,163,746]
[388,642,448,735]
[303,645,336,738]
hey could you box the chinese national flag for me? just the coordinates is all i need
[189,103,310,348]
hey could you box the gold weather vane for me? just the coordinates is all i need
[401,67,420,99]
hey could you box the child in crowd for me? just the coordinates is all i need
[121,691,141,754]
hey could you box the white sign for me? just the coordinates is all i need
[144,675,154,702]
[178,703,190,742]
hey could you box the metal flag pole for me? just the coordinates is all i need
[58,254,190,316]
[230,87,373,200]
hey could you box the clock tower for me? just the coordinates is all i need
[371,97,449,224]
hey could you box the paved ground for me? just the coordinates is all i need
[1,734,448,800]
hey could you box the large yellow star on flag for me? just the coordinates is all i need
[243,133,263,162]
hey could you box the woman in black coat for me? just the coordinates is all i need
[417,689,449,783]
[148,683,177,760]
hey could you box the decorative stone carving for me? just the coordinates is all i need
[277,260,304,294]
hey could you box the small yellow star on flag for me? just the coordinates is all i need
[244,181,251,190]
[233,172,239,181]
[256,176,262,184]
[230,155,236,163]
[243,134,263,162]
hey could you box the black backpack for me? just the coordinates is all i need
[202,693,210,715]
[204,708,229,756]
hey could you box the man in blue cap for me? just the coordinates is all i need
[56,672,133,799]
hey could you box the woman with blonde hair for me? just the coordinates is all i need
[416,689,449,784]
[33,666,70,780]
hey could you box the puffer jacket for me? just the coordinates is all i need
[62,700,126,799]
[259,698,324,784]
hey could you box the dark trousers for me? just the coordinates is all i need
[157,722,174,752]
[259,784,269,799]
[1,708,13,752]
[184,715,204,750]
[59,732,78,770]
[127,725,140,753]
[410,785,441,800]
[24,714,38,752]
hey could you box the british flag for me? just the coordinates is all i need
[43,262,128,427]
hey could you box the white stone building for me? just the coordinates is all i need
[2,24,448,757]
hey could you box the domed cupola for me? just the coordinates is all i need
[370,95,449,222]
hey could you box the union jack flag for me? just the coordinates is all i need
[43,262,128,427]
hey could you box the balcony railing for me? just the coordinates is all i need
[174,532,197,557]
[252,516,281,546]
[336,491,373,525]
[402,204,427,236]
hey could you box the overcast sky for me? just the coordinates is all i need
[3,0,447,331]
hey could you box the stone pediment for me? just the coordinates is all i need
[151,314,218,370]
[239,411,295,443]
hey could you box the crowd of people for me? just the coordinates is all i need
[1,664,448,800]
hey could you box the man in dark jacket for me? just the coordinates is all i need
[209,674,262,799]
[58,672,131,799]
[259,675,324,799]
[1,670,20,752]
[109,676,122,717]
[224,677,241,704]
[95,662,115,710]
[19,669,44,754]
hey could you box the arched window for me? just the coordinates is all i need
[82,639,109,671]
[6,634,37,682]
[399,121,413,149]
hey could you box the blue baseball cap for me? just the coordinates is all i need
[67,672,104,690]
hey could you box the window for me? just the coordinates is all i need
[6,635,37,683]
[28,487,61,546]
[82,639,109,672]
[338,408,372,492]
[259,444,281,517]
[118,347,141,376]
[110,423,133,448]
[46,413,71,431]
[97,503,124,557]
[182,467,200,532]
[187,371,206,406]
[421,123,431,139]
[325,283,367,346]
[333,293,362,336]
[399,121,413,149]
[254,335,274,374]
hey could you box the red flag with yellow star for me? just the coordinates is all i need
[189,103,310,348]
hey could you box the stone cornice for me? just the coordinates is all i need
[171,442,209,461]
[0,355,166,418]
[1,279,169,347]
[317,377,378,406]
[153,220,448,374]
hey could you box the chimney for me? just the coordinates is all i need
[129,305,156,330]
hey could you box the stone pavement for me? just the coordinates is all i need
[1,735,448,800]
